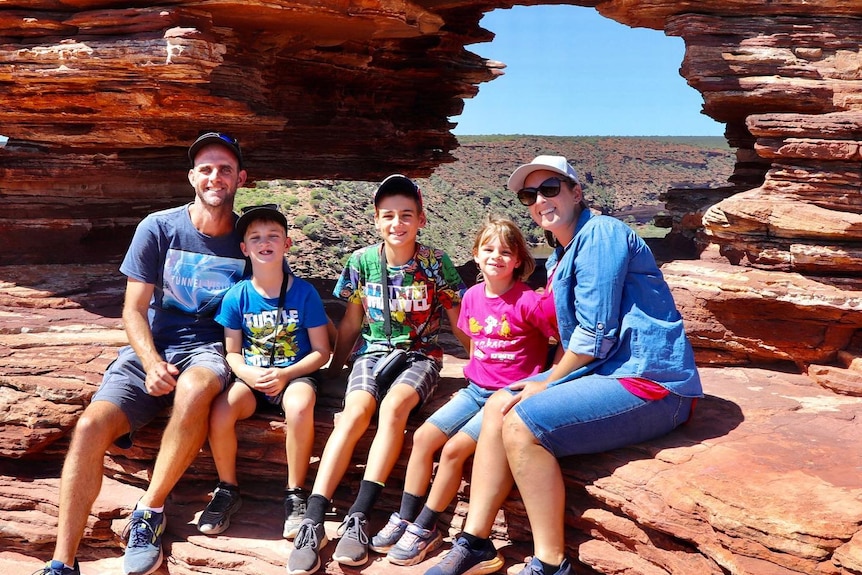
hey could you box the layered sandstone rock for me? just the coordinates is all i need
[4,1,862,575]
[5,264,862,575]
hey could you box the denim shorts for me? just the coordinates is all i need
[347,352,440,406]
[426,381,495,441]
[92,342,231,448]
[513,375,694,458]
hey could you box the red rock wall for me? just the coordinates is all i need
[4,2,862,574]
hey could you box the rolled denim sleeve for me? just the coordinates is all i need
[567,323,615,358]
[567,217,632,359]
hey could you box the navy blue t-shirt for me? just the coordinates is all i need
[120,203,246,349]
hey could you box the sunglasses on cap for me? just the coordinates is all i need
[517,177,571,206]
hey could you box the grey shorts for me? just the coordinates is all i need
[347,353,440,407]
[92,342,231,448]
[249,371,320,414]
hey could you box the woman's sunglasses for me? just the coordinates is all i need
[517,177,570,206]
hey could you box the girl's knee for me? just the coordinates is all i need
[413,423,446,453]
[440,436,475,465]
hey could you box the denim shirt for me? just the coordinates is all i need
[546,209,702,397]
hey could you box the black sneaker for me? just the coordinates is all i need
[197,482,242,535]
[423,536,503,575]
[332,511,370,566]
[33,560,80,575]
[283,489,308,539]
[288,518,329,575]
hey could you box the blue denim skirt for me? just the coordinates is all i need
[513,375,694,458]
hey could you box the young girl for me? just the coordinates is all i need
[370,215,557,567]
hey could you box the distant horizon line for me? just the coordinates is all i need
[455,133,726,138]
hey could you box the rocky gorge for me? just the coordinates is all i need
[2,0,862,574]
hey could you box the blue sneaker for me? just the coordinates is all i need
[517,557,572,575]
[370,512,408,553]
[424,536,503,575]
[33,560,79,575]
[122,509,165,575]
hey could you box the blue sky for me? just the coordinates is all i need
[451,6,724,137]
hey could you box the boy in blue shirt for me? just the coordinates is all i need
[197,204,331,539]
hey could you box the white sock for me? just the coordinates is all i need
[135,502,165,513]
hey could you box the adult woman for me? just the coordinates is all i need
[425,155,702,575]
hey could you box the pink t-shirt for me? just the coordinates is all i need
[458,281,557,390]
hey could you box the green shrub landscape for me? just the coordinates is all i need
[235,135,734,279]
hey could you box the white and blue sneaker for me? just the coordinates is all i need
[370,512,408,553]
[122,508,165,575]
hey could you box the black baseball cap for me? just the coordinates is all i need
[188,132,243,169]
[236,204,287,238]
[373,174,423,210]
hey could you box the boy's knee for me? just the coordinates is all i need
[283,401,314,424]
[339,401,375,427]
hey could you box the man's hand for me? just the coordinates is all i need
[145,361,180,396]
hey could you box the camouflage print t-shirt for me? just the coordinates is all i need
[333,242,466,363]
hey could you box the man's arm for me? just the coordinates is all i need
[326,301,365,378]
[123,278,178,396]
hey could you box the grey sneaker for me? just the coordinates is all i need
[287,518,328,575]
[517,557,572,575]
[370,512,408,553]
[423,536,503,575]
[33,560,80,575]
[283,489,308,539]
[122,509,166,575]
[388,523,443,566]
[332,511,370,566]
[198,482,242,535]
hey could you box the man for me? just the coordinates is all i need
[38,132,249,575]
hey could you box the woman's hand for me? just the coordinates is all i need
[500,379,550,415]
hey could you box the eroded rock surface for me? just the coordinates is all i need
[5,263,862,575]
[4,1,862,574]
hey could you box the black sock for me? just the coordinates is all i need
[540,560,561,575]
[305,494,330,524]
[413,505,440,531]
[461,532,487,549]
[348,480,384,516]
[398,492,425,522]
